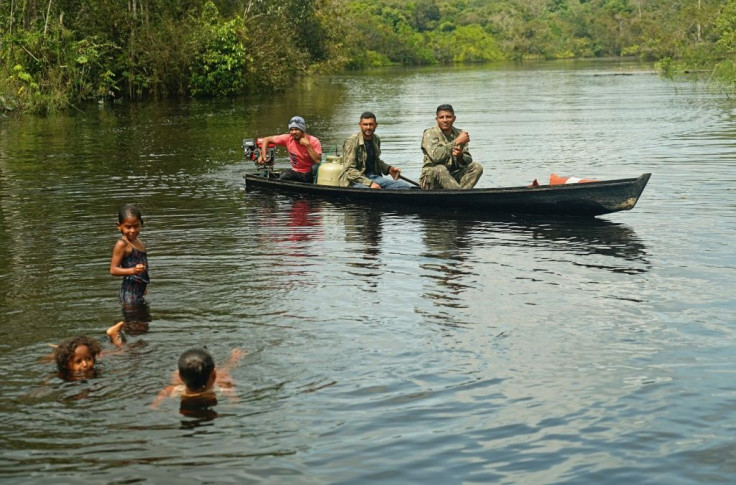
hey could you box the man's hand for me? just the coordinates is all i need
[452,131,468,159]
[388,166,401,180]
[258,136,273,164]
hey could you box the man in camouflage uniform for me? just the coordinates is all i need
[420,104,483,189]
[339,111,412,189]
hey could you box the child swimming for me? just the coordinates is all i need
[110,204,150,304]
[152,348,247,410]
[51,322,127,380]
[54,335,102,379]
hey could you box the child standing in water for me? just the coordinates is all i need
[110,204,150,304]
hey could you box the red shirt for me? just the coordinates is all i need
[273,134,322,173]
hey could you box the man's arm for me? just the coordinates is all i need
[258,136,276,164]
[341,135,373,186]
[452,130,471,166]
[421,127,454,168]
[299,136,322,163]
[459,145,473,166]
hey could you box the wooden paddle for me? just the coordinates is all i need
[399,174,421,188]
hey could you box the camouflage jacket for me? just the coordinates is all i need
[420,125,473,175]
[339,132,392,187]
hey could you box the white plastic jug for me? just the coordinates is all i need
[316,155,343,186]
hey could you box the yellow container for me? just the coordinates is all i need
[316,156,343,186]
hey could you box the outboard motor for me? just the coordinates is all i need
[243,138,275,168]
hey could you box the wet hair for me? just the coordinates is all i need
[178,348,215,391]
[54,335,102,374]
[359,111,377,122]
[118,204,144,225]
[436,104,455,115]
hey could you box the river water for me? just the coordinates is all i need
[1,60,735,484]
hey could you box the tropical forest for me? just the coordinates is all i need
[2,0,735,114]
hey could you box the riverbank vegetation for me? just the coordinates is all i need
[2,0,735,114]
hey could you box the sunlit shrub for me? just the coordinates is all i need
[189,3,247,97]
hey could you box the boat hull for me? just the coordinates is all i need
[244,172,651,217]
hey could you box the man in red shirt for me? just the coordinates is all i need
[258,116,322,183]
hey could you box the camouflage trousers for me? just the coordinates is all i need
[420,162,483,189]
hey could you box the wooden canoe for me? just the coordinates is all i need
[243,171,651,217]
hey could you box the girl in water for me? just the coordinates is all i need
[110,204,150,304]
[50,322,126,380]
[54,335,102,380]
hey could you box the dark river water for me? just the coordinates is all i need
[1,60,735,484]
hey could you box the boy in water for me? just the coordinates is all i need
[152,347,246,409]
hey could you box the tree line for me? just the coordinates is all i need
[1,0,734,114]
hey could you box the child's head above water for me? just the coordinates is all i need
[118,204,144,225]
[116,204,145,245]
[54,335,103,379]
[178,348,215,392]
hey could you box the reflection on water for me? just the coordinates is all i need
[419,216,476,315]
[522,217,650,272]
[344,210,383,258]
[179,409,219,429]
[178,393,220,421]
[121,300,152,334]
[246,191,649,270]
[504,216,648,267]
[283,199,322,243]
[250,196,322,240]
[343,209,385,292]
[421,214,475,258]
[414,209,649,266]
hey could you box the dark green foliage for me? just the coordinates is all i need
[190,4,247,97]
[412,0,441,32]
[0,0,328,111]
[340,0,734,68]
[2,0,736,113]
[286,0,330,61]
